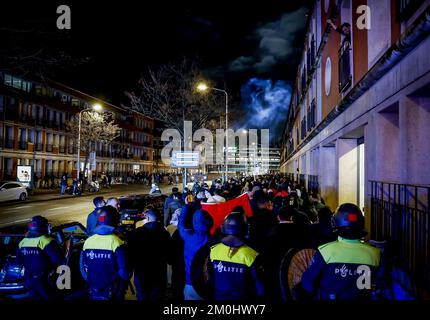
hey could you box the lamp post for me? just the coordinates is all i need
[76,103,102,181]
[196,83,229,182]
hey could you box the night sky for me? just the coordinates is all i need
[1,1,312,107]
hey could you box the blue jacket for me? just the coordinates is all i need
[86,208,99,236]
[302,237,381,300]
[83,226,130,289]
[178,205,213,285]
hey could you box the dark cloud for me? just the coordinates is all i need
[228,7,309,75]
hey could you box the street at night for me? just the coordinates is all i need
[0,184,175,227]
[0,0,430,317]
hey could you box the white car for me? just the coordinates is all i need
[0,181,28,202]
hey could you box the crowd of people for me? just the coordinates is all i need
[17,173,388,301]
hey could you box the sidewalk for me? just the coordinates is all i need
[0,183,152,207]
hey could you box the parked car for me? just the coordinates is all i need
[0,181,28,202]
[0,221,88,300]
[118,193,167,233]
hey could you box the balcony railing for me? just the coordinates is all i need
[46,144,53,152]
[35,143,44,151]
[19,115,36,125]
[370,181,430,294]
[143,127,153,134]
[5,139,14,149]
[339,42,352,93]
[45,120,53,128]
[4,109,18,121]
[300,117,307,140]
[59,146,65,153]
[301,66,307,96]
[18,141,28,150]
[307,100,316,132]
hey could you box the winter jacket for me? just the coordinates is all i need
[128,221,171,287]
[86,208,99,236]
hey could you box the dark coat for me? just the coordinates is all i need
[261,222,312,301]
[128,221,171,287]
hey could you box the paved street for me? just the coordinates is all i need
[0,183,178,227]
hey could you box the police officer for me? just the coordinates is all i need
[17,216,65,300]
[82,206,130,300]
[209,212,264,300]
[302,203,381,300]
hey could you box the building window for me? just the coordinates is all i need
[71,98,80,107]
[339,41,352,93]
[397,0,422,21]
[4,74,12,86]
[325,57,332,96]
[11,75,22,89]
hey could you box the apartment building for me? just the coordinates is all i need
[279,0,430,295]
[0,72,154,182]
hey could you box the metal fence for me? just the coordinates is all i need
[370,180,430,292]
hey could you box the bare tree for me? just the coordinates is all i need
[123,59,224,136]
[66,112,120,181]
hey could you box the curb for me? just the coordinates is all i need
[0,184,150,207]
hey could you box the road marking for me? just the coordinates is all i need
[47,206,70,211]
[11,205,33,209]
[12,219,30,223]
[1,208,21,213]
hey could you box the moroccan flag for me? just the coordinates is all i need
[201,193,253,234]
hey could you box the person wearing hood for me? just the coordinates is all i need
[163,188,184,227]
[17,216,65,300]
[178,196,214,300]
[82,206,130,300]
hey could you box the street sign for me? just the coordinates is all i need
[171,151,200,168]
[17,165,33,188]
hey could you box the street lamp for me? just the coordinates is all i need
[252,142,256,178]
[196,82,229,182]
[76,104,103,181]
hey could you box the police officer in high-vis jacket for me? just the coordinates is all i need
[83,206,130,300]
[17,216,65,300]
[209,212,264,300]
[302,203,381,300]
